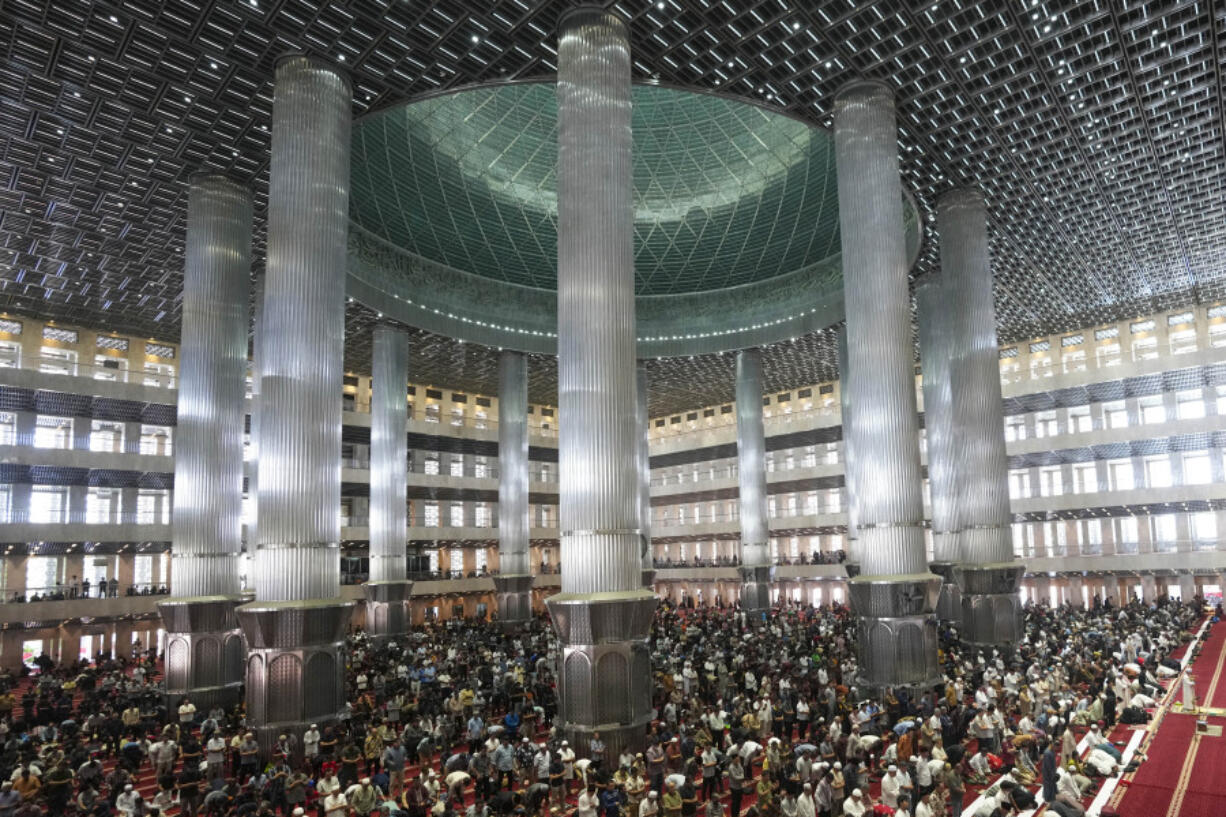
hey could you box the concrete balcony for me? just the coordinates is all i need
[0,520,171,542]
[0,593,165,624]
[651,511,848,541]
[0,444,172,473]
[1011,483,1226,515]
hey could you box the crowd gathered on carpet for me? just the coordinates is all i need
[0,592,1214,817]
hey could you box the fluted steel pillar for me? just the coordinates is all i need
[837,329,861,581]
[248,274,266,553]
[916,278,961,622]
[365,325,412,640]
[236,55,353,752]
[736,349,771,612]
[637,364,656,588]
[158,175,250,712]
[943,188,1024,645]
[834,79,940,689]
[545,6,656,762]
[493,350,532,629]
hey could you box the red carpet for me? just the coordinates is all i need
[1178,715,1226,817]
[1188,622,1226,709]
[1115,713,1195,817]
[1115,620,1226,817]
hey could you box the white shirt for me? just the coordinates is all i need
[880,773,901,807]
[178,702,196,723]
[841,796,865,817]
[639,800,659,817]
[577,791,600,817]
[796,793,816,817]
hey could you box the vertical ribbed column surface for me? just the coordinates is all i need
[171,175,250,599]
[837,329,859,562]
[498,350,530,577]
[834,80,928,578]
[736,349,770,567]
[555,7,639,596]
[248,275,266,553]
[253,55,350,602]
[548,7,655,760]
[369,325,409,582]
[916,278,960,563]
[636,365,654,575]
[944,188,1013,564]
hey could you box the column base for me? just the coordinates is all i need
[492,575,534,630]
[237,599,353,756]
[928,562,963,623]
[739,565,772,612]
[363,580,413,642]
[954,563,1025,645]
[546,590,657,762]
[158,596,245,713]
[848,574,943,690]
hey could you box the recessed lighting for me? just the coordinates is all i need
[471,35,479,43]
[337,54,345,62]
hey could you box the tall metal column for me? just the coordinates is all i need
[736,348,771,612]
[365,325,412,640]
[247,274,266,555]
[545,6,656,761]
[834,80,940,689]
[158,175,250,711]
[916,278,961,622]
[236,55,353,750]
[493,350,532,629]
[637,364,656,588]
[943,187,1024,644]
[837,329,860,580]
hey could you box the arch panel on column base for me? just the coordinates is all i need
[640,569,657,589]
[364,580,413,642]
[158,596,245,713]
[237,599,353,758]
[954,563,1024,646]
[546,591,657,762]
[492,574,534,631]
[848,575,942,691]
[739,564,772,613]
[928,562,963,623]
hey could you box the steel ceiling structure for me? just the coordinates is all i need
[1,0,1224,414]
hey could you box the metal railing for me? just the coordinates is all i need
[5,582,170,604]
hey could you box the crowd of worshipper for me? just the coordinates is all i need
[0,590,1213,817]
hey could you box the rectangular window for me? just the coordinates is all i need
[1183,452,1212,485]
[1072,462,1097,493]
[423,457,440,476]
[1008,469,1031,499]
[1062,349,1086,373]
[1176,389,1206,420]
[1068,405,1092,433]
[1034,410,1058,438]
[1209,322,1226,348]
[1103,400,1128,429]
[1004,416,1026,441]
[30,487,66,524]
[1108,458,1135,491]
[0,340,21,369]
[1039,466,1063,497]
[1139,396,1166,424]
[1131,336,1158,361]
[1170,328,1198,354]
[1192,511,1217,545]
[1144,455,1172,488]
[39,346,78,376]
[449,457,464,477]
[423,502,439,527]
[449,503,465,527]
[1118,517,1139,551]
[1151,514,1177,549]
[1095,342,1122,368]
[33,416,72,449]
[474,503,489,527]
